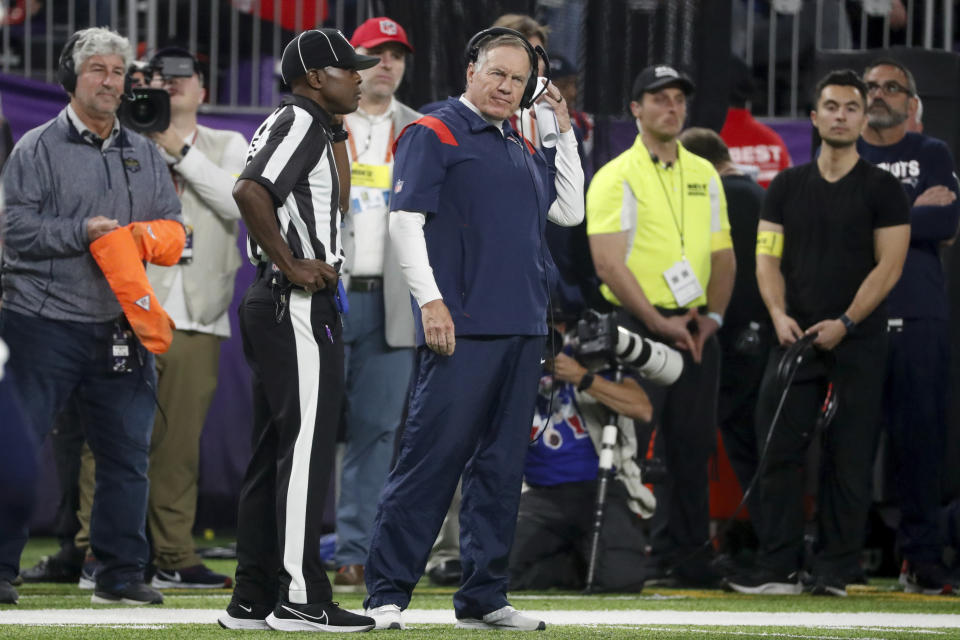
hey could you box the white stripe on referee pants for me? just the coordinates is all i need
[284,289,321,604]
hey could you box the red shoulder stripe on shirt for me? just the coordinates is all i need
[392,116,459,156]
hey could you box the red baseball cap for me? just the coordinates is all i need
[350,17,413,53]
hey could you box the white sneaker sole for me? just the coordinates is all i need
[903,582,953,596]
[265,613,374,633]
[151,576,226,589]
[373,619,404,630]
[78,576,95,590]
[455,618,546,631]
[90,593,162,605]
[727,582,802,595]
[217,614,270,630]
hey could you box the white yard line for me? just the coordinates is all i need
[1,609,959,629]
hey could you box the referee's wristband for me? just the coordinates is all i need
[707,311,724,329]
[839,313,856,333]
[577,372,595,391]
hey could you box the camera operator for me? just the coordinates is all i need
[0,27,182,605]
[136,46,247,589]
[586,66,735,586]
[508,320,653,592]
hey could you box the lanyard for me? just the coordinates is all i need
[345,118,394,164]
[652,153,686,257]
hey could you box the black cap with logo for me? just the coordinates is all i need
[631,64,695,100]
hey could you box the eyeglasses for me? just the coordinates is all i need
[865,81,911,96]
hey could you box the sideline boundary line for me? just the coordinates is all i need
[1,609,960,628]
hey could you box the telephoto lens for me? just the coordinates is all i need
[614,327,684,385]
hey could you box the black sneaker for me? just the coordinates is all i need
[724,568,802,595]
[0,579,18,605]
[807,574,848,597]
[151,564,232,589]
[426,558,462,586]
[901,561,955,596]
[22,546,84,583]
[266,600,375,632]
[91,582,164,605]
[218,599,273,630]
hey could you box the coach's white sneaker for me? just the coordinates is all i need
[365,603,405,630]
[455,605,546,631]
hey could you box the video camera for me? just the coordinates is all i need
[117,55,194,134]
[572,310,683,386]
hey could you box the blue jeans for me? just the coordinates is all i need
[0,309,156,587]
[335,290,414,567]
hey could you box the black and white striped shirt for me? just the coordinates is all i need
[241,94,342,269]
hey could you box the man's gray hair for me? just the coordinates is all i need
[72,27,133,71]
[473,34,532,80]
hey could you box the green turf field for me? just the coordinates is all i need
[2,538,958,639]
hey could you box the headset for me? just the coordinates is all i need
[464,26,549,110]
[57,32,82,94]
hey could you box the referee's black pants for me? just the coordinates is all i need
[753,331,887,579]
[233,274,344,606]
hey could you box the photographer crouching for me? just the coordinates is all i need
[508,311,676,592]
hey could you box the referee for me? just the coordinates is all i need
[218,29,378,632]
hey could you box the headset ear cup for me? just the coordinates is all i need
[58,33,80,94]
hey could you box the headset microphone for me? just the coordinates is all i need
[650,153,673,169]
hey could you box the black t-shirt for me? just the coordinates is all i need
[760,158,909,334]
[720,174,767,334]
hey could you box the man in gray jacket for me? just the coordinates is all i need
[0,27,182,606]
[332,16,420,591]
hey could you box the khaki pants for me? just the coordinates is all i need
[76,330,221,569]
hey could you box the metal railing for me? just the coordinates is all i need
[2,1,956,118]
[736,0,958,117]
[0,0,386,114]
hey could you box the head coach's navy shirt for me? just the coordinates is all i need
[390,97,557,345]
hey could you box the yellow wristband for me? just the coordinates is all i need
[756,230,784,258]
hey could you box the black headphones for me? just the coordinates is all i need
[58,32,82,94]
[464,26,549,110]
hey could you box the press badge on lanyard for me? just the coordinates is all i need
[652,157,704,306]
[350,163,392,214]
[663,256,704,307]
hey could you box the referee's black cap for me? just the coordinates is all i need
[281,28,379,84]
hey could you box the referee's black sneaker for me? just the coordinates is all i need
[806,573,848,597]
[265,600,375,632]
[218,598,272,630]
[91,581,164,605]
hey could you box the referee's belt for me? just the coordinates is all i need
[349,276,383,292]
